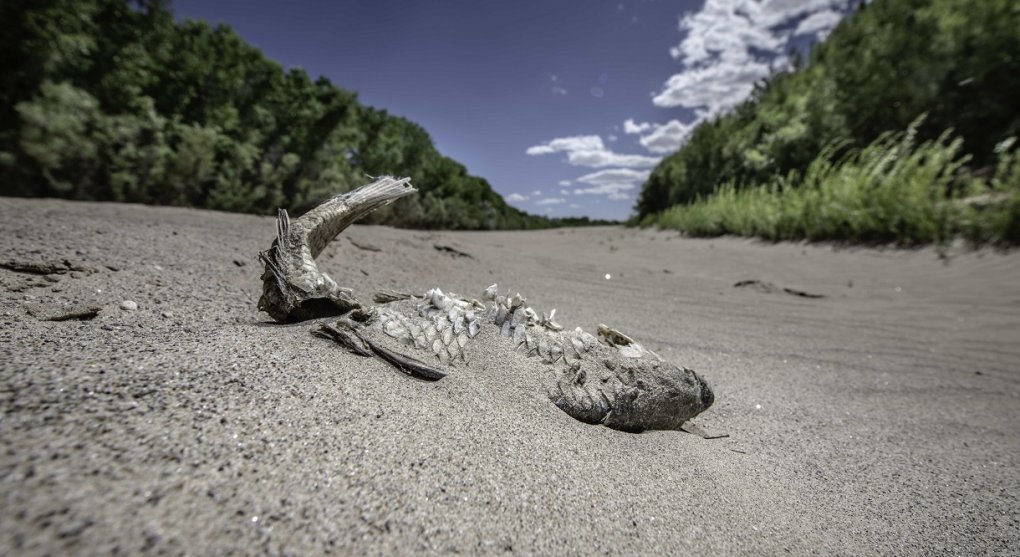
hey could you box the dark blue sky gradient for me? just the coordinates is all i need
[171,0,714,219]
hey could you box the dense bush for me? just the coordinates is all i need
[648,121,1020,246]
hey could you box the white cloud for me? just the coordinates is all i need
[624,119,654,134]
[551,86,568,96]
[570,168,649,200]
[535,197,566,206]
[559,189,569,196]
[655,0,852,116]
[574,185,633,200]
[576,168,650,186]
[526,135,602,155]
[526,135,660,168]
[623,118,700,154]
[640,119,699,154]
[794,9,843,38]
[757,0,849,28]
[506,193,528,202]
[669,0,786,68]
[607,134,618,142]
[568,149,659,168]
[771,54,792,72]
[653,59,772,114]
[531,189,542,196]
[569,203,581,209]
[558,180,572,186]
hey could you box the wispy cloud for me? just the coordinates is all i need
[668,1,784,70]
[506,193,528,202]
[526,135,602,156]
[653,61,773,115]
[574,185,632,200]
[526,135,660,168]
[535,197,566,205]
[756,0,848,28]
[794,9,843,39]
[655,0,853,115]
[570,168,650,200]
[623,119,653,134]
[623,118,700,154]
[558,179,572,186]
[576,168,650,186]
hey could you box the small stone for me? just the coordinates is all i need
[120,300,138,311]
[161,311,173,319]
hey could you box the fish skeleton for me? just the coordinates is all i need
[258,176,714,433]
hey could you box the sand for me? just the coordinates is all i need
[1,196,1018,555]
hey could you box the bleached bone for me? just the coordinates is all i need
[258,176,714,433]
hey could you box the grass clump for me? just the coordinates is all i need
[645,121,1020,247]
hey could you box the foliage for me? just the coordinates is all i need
[646,121,1020,246]
[636,0,1020,229]
[0,0,564,229]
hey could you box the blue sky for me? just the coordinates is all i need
[173,0,854,220]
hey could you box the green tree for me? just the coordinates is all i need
[638,0,1020,220]
[1,0,564,229]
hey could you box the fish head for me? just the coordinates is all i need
[601,360,714,433]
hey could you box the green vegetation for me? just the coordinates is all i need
[0,0,585,229]
[638,0,1020,245]
[648,121,1020,246]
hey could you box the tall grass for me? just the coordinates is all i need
[645,122,1020,247]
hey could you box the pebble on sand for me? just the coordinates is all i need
[120,300,138,311]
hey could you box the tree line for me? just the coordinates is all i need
[636,0,1020,223]
[0,0,610,229]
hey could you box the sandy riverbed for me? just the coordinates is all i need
[1,196,1018,555]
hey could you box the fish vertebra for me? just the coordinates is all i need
[259,176,714,432]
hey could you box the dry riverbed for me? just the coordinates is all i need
[2,197,1018,555]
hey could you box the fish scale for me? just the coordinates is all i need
[258,176,715,432]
